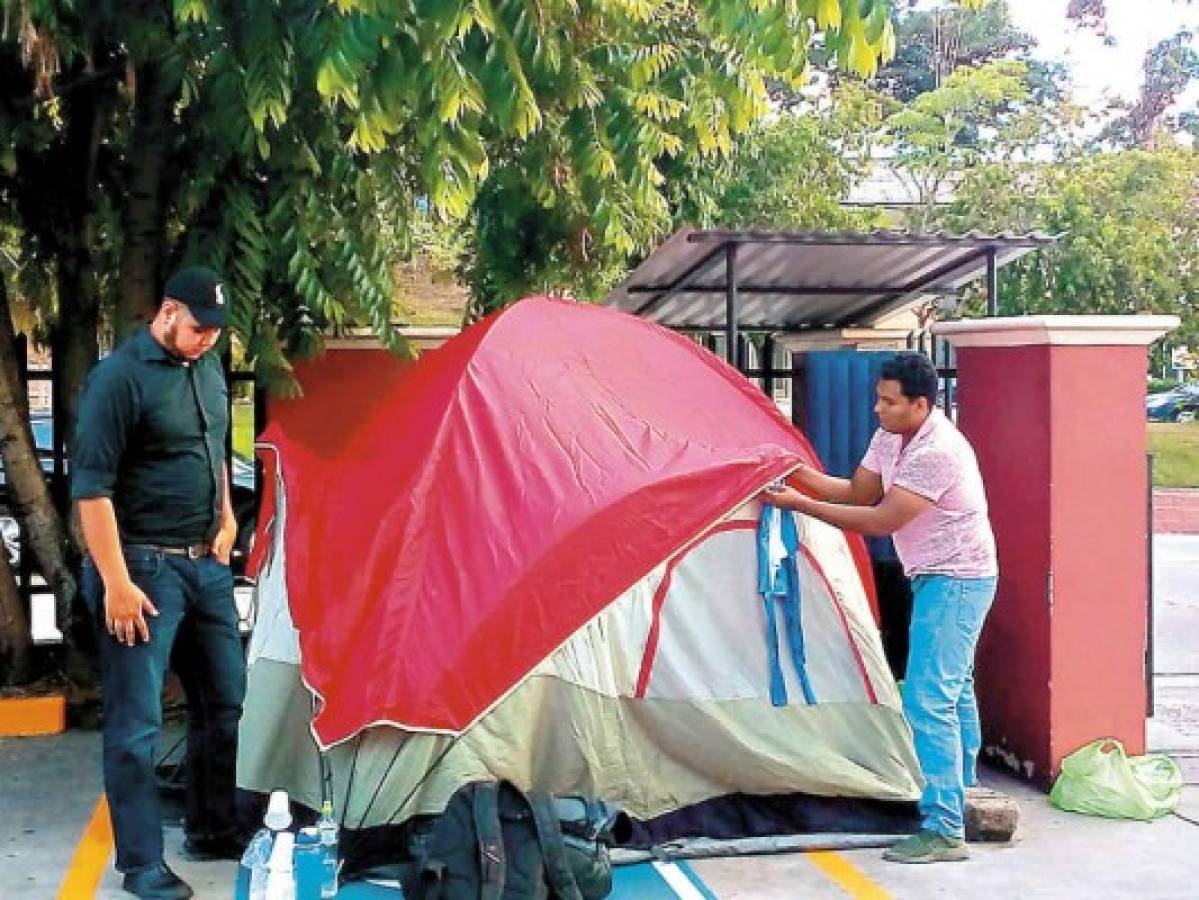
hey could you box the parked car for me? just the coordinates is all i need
[0,413,57,567]
[0,412,56,485]
[0,413,258,571]
[1147,385,1199,423]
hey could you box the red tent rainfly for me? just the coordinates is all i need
[254,297,869,746]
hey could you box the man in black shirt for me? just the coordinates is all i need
[73,267,244,900]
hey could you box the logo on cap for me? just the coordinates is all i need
[214,284,226,307]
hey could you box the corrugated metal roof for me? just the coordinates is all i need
[605,228,1056,330]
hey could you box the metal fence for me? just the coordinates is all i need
[688,329,956,425]
[910,329,958,421]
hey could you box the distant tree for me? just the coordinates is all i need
[876,0,1037,101]
[1100,30,1199,148]
[884,61,1030,230]
[946,148,1199,362]
[457,0,910,316]
[671,83,890,232]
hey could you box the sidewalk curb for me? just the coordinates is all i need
[0,694,66,736]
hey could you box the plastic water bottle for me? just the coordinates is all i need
[264,831,296,900]
[316,800,339,898]
[293,828,323,900]
[237,790,293,900]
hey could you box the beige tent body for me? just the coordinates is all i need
[239,483,921,831]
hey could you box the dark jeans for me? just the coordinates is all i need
[82,547,246,874]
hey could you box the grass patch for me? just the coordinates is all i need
[232,401,255,462]
[1149,422,1199,488]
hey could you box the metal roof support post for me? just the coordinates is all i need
[986,247,998,317]
[726,242,740,369]
[762,334,776,399]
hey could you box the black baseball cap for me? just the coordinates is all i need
[163,266,231,329]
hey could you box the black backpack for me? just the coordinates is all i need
[403,781,626,900]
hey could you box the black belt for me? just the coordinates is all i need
[128,542,213,559]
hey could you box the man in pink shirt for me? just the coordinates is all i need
[764,352,997,864]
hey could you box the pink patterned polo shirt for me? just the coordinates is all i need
[860,409,998,579]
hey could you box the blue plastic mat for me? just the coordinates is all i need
[335,860,717,898]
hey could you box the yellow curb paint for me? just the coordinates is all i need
[57,794,113,900]
[0,694,66,736]
[806,850,893,900]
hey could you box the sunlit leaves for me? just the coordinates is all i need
[3,0,992,383]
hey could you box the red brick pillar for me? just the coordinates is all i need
[933,316,1178,787]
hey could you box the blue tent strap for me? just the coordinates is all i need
[757,506,818,706]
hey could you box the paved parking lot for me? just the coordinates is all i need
[5,533,1198,898]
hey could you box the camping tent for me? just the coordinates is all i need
[237,297,920,838]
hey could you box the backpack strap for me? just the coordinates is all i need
[527,790,583,900]
[416,861,447,900]
[473,782,507,900]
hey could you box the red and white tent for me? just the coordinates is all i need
[239,298,919,830]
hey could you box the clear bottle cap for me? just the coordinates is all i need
[264,790,292,831]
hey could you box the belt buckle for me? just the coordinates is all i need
[187,544,204,559]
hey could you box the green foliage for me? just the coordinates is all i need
[443,0,909,315]
[1150,378,1183,394]
[875,0,1037,103]
[1,0,997,365]
[2,0,922,375]
[462,82,891,315]
[673,82,890,231]
[945,148,1199,351]
[305,0,914,316]
[884,60,1030,230]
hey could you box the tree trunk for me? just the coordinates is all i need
[0,531,32,686]
[116,58,176,336]
[53,70,104,579]
[0,279,78,631]
[55,71,104,452]
[53,288,99,501]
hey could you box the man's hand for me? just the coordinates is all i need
[759,482,932,537]
[211,517,237,565]
[104,579,159,646]
[758,485,809,512]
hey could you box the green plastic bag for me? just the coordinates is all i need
[1049,738,1182,821]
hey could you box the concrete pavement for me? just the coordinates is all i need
[7,730,1193,899]
[692,778,1199,900]
[6,533,1199,899]
[1149,535,1199,784]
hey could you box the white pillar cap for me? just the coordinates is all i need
[933,315,1180,348]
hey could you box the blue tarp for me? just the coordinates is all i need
[799,350,897,561]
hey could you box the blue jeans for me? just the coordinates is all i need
[82,547,246,874]
[903,574,997,840]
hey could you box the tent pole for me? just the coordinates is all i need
[763,334,776,400]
